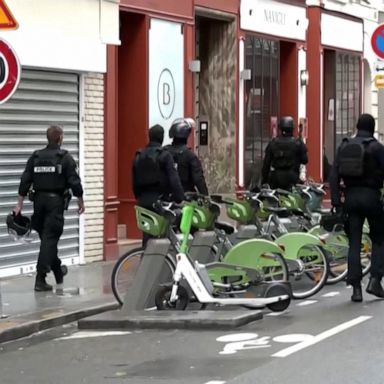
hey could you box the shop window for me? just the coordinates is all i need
[244,36,279,189]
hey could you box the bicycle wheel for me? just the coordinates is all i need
[111,247,175,306]
[326,232,371,284]
[290,245,329,299]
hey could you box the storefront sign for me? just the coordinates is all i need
[149,18,184,144]
[371,24,384,60]
[0,0,18,29]
[0,38,20,103]
[240,0,307,41]
[321,14,363,52]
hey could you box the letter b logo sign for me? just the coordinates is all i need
[157,68,175,119]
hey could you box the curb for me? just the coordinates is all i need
[0,301,119,344]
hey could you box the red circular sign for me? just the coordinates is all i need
[0,38,20,104]
[371,24,384,60]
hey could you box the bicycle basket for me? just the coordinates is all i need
[191,201,220,230]
[224,198,254,225]
[134,206,169,237]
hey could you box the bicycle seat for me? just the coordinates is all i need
[265,207,291,218]
[215,221,235,235]
[211,194,224,204]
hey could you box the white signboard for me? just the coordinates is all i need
[0,0,119,73]
[149,18,184,145]
[321,14,363,52]
[240,0,308,41]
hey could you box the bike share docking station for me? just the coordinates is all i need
[78,232,264,331]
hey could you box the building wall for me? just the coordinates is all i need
[83,73,105,262]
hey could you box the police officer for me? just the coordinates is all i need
[165,118,209,195]
[132,124,184,246]
[330,113,384,302]
[14,125,85,292]
[261,116,308,190]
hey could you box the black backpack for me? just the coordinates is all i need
[338,138,375,178]
[134,147,164,188]
[270,138,298,170]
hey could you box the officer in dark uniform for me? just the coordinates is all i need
[165,118,209,195]
[14,125,85,292]
[330,113,384,302]
[261,116,308,190]
[132,124,184,246]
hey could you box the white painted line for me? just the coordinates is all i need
[217,333,258,343]
[272,316,371,358]
[322,291,340,297]
[56,331,132,340]
[296,300,318,306]
[266,311,285,316]
[205,381,226,384]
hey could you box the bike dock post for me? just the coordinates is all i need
[121,238,172,313]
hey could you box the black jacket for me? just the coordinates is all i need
[165,144,208,195]
[330,130,384,207]
[132,142,184,204]
[18,144,83,198]
[261,135,308,186]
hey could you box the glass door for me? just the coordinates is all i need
[244,36,279,190]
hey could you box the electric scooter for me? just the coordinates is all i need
[155,203,292,312]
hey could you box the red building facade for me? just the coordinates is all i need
[103,0,364,259]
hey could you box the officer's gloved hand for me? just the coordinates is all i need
[332,205,343,215]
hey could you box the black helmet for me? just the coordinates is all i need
[169,118,192,139]
[6,212,31,237]
[278,116,294,135]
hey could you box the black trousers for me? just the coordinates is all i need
[269,169,300,190]
[344,187,384,285]
[32,193,65,276]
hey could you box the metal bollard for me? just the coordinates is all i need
[0,280,9,319]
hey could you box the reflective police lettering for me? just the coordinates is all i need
[34,166,56,173]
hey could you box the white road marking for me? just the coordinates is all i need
[56,331,132,340]
[216,333,258,343]
[296,300,318,306]
[205,381,226,384]
[273,334,314,344]
[266,310,289,316]
[272,315,371,358]
[322,291,340,297]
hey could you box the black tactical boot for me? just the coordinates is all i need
[53,265,68,285]
[366,277,384,298]
[34,273,53,292]
[351,284,363,302]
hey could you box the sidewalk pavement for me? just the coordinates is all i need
[0,261,119,344]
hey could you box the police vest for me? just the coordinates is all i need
[165,145,190,187]
[32,149,67,192]
[270,137,299,170]
[133,147,167,190]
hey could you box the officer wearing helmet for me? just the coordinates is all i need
[13,125,84,292]
[261,116,308,190]
[132,124,184,246]
[165,118,209,196]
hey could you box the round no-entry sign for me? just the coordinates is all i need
[371,24,384,60]
[0,38,20,104]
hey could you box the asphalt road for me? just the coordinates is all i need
[1,278,383,384]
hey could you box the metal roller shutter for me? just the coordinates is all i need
[0,69,80,273]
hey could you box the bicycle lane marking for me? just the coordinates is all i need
[272,315,371,358]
